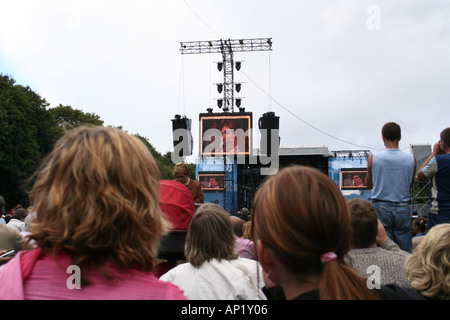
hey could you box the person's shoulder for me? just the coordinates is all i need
[160,262,193,279]
[149,273,188,300]
[436,153,450,162]
[235,237,254,246]
[0,223,11,231]
[0,223,21,235]
[190,179,202,187]
[230,256,261,271]
[0,250,25,299]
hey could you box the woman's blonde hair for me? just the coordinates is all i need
[252,165,377,300]
[243,221,253,241]
[405,223,450,300]
[29,126,170,273]
[184,203,238,267]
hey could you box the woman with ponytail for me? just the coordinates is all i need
[252,165,414,300]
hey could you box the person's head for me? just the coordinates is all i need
[221,124,234,143]
[29,125,170,272]
[439,127,450,152]
[381,122,401,142]
[230,215,244,238]
[173,162,190,185]
[252,165,377,300]
[405,223,450,300]
[412,217,428,235]
[12,208,27,221]
[184,203,238,267]
[347,198,378,248]
[240,207,249,217]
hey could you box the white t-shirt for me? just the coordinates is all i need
[160,258,266,300]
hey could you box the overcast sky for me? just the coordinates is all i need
[1,0,449,160]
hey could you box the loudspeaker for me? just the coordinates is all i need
[172,115,193,157]
[258,112,280,156]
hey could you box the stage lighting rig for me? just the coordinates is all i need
[180,38,272,112]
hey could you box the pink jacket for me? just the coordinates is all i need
[0,248,186,300]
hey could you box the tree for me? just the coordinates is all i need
[1,73,190,209]
[134,133,174,180]
[49,104,103,128]
[0,74,62,208]
[133,134,196,180]
[0,75,105,209]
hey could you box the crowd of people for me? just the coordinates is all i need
[0,124,449,300]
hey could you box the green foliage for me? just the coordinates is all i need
[134,134,177,180]
[49,104,103,128]
[0,73,194,209]
[0,74,104,208]
[0,74,63,208]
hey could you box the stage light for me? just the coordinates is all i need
[217,62,223,71]
[235,61,241,71]
[207,108,213,113]
[235,98,241,107]
[235,83,241,93]
[217,84,223,93]
[217,99,223,108]
[239,107,245,112]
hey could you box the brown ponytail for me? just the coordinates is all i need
[320,260,377,300]
[252,165,377,300]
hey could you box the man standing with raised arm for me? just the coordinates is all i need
[366,122,416,253]
[416,128,450,229]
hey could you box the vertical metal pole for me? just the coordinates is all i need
[220,39,235,112]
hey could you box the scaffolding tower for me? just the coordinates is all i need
[180,38,272,213]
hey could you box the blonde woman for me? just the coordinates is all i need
[405,223,450,300]
[0,126,186,300]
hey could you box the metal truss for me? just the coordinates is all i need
[180,38,273,55]
[181,38,272,214]
[180,38,272,113]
